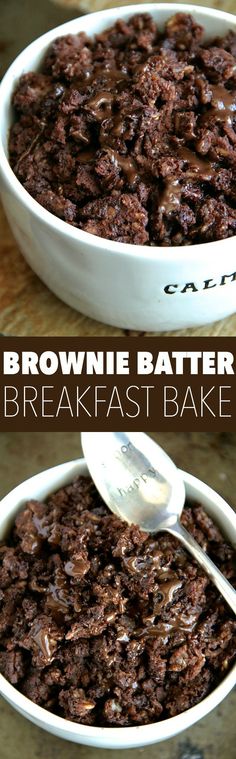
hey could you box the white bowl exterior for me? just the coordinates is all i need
[0,5,236,331]
[0,458,235,748]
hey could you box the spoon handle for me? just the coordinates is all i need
[166,521,236,615]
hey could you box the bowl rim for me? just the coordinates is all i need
[0,3,236,262]
[0,458,235,746]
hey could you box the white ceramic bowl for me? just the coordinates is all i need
[0,4,236,332]
[0,458,236,748]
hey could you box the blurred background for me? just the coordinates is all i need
[0,431,235,759]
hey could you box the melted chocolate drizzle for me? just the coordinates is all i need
[108,149,138,186]
[211,84,236,123]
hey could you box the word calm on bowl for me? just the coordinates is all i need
[0,5,236,331]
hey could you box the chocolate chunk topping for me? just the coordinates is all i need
[9,12,236,246]
[0,476,235,727]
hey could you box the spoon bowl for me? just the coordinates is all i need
[81,432,185,530]
[81,432,236,615]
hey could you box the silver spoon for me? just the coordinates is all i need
[81,431,236,615]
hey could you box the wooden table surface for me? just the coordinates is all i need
[0,0,235,337]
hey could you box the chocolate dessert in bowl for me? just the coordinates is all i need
[0,4,236,331]
[0,458,235,748]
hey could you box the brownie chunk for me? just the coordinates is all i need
[79,193,149,244]
[0,476,235,727]
[9,12,236,246]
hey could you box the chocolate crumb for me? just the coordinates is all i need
[0,475,235,726]
[9,12,236,246]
